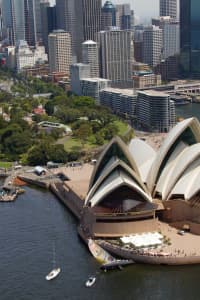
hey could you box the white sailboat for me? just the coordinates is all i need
[46,241,61,281]
[46,268,61,281]
[85,276,96,287]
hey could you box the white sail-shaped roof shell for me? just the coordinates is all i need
[85,158,148,205]
[147,118,200,193]
[157,144,200,200]
[86,118,200,207]
[129,138,156,183]
[89,136,140,190]
[169,166,200,201]
[88,169,152,207]
[155,141,189,197]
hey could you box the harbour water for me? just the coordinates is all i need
[1,185,200,300]
[176,103,200,120]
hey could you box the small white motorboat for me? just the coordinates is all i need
[85,276,96,287]
[46,268,61,281]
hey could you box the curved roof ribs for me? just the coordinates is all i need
[161,144,200,200]
[89,136,141,190]
[85,159,149,205]
[147,118,200,194]
[169,166,200,201]
[128,138,156,183]
[88,169,152,208]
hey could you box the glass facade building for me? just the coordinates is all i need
[180,0,200,77]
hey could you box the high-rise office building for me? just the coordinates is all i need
[56,0,84,62]
[115,4,134,30]
[56,0,101,61]
[101,1,116,30]
[48,30,72,74]
[40,2,57,52]
[142,26,163,68]
[152,16,179,60]
[24,0,43,46]
[152,16,179,80]
[180,0,200,77]
[40,1,50,52]
[98,29,134,87]
[47,6,57,34]
[82,0,101,41]
[2,0,26,44]
[82,40,99,77]
[160,0,177,19]
[2,0,42,46]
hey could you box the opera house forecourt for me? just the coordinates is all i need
[79,117,200,265]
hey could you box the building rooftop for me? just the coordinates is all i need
[82,40,97,45]
[81,77,110,82]
[102,87,135,96]
[103,1,115,9]
[139,89,170,97]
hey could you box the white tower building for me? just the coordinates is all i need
[82,40,99,78]
[48,30,72,74]
[98,29,134,87]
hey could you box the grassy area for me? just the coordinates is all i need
[63,120,129,152]
[63,137,95,152]
[0,161,13,168]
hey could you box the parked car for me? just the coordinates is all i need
[177,230,185,236]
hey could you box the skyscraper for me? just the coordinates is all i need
[160,0,177,19]
[82,40,99,77]
[40,1,50,52]
[115,4,134,30]
[2,0,42,46]
[101,1,116,31]
[82,0,101,41]
[152,16,179,60]
[23,0,42,45]
[142,26,163,68]
[152,16,179,80]
[180,0,200,77]
[98,29,134,87]
[56,0,84,62]
[40,2,57,52]
[2,0,26,44]
[48,30,72,74]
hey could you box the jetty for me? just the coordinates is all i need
[0,187,25,202]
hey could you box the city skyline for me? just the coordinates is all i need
[50,0,159,22]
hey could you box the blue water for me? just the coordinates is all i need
[176,103,200,120]
[0,186,200,300]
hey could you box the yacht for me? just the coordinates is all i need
[46,268,61,281]
[85,276,96,287]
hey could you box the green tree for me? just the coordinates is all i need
[73,96,95,108]
[75,123,92,146]
[103,123,118,140]
[95,132,104,145]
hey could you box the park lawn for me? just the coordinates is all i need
[114,120,129,135]
[0,161,13,168]
[64,137,96,152]
[63,120,128,152]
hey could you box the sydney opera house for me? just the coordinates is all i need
[80,118,200,264]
